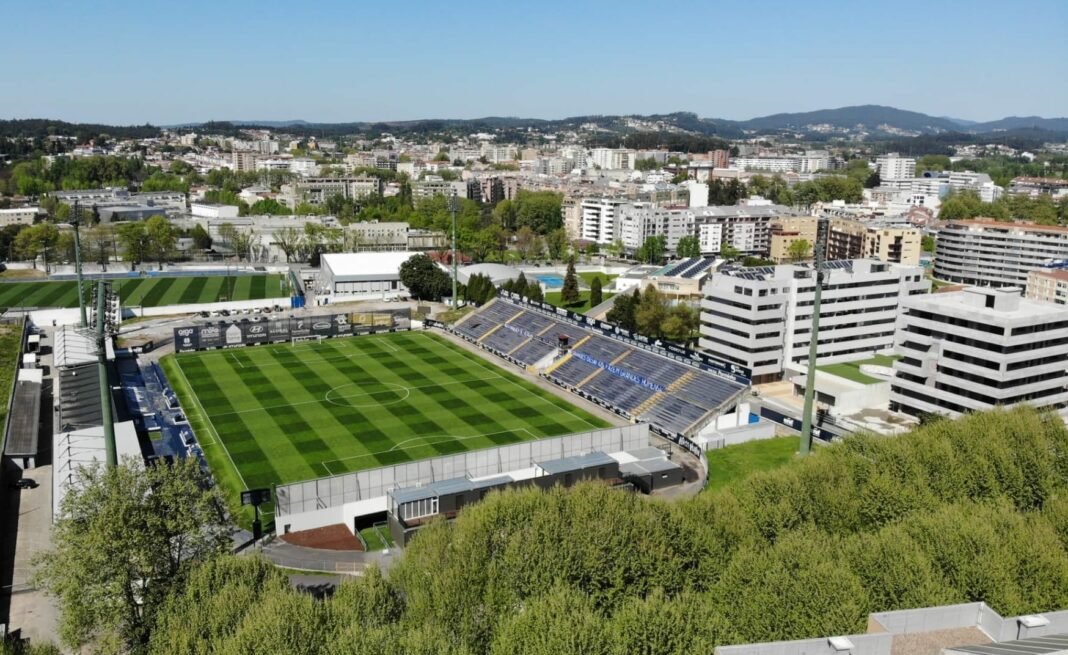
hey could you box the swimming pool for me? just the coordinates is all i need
[533,273,565,288]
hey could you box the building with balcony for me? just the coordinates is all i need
[934,220,1068,287]
[826,219,922,265]
[1027,268,1068,305]
[889,287,1068,419]
[700,260,929,383]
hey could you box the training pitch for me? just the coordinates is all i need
[0,274,287,310]
[161,331,611,499]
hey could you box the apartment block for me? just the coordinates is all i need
[281,176,384,207]
[769,217,818,263]
[1026,269,1068,305]
[0,207,38,226]
[700,259,929,383]
[826,219,922,265]
[874,154,915,181]
[934,220,1068,287]
[232,150,261,172]
[889,287,1068,418]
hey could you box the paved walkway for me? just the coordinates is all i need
[255,538,398,575]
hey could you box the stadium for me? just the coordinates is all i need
[156,293,751,544]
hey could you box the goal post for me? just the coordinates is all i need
[292,334,324,346]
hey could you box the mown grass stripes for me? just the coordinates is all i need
[0,274,287,310]
[164,332,612,507]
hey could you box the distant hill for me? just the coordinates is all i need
[966,116,1068,133]
[6,107,1067,145]
[737,104,962,133]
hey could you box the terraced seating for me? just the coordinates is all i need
[640,396,709,435]
[454,300,525,340]
[511,339,555,365]
[575,336,630,362]
[548,356,600,387]
[614,349,685,388]
[675,374,748,412]
[580,373,656,413]
[509,311,555,335]
[481,326,529,354]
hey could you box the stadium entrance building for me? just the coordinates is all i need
[317,251,417,299]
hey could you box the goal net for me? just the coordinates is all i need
[292,334,325,345]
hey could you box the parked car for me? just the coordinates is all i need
[9,479,37,490]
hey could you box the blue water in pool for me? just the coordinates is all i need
[533,273,565,288]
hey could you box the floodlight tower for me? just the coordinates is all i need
[448,195,459,308]
[799,217,829,456]
[72,200,88,327]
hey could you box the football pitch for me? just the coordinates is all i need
[0,274,287,310]
[161,331,612,502]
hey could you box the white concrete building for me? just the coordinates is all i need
[0,207,38,226]
[700,260,929,382]
[875,154,915,181]
[889,287,1068,419]
[580,198,629,244]
[317,251,418,298]
[191,202,240,220]
[934,220,1068,287]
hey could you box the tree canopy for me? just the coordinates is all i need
[399,253,451,301]
[123,406,1068,655]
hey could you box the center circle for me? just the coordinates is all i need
[324,382,411,408]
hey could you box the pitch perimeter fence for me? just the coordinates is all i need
[276,424,650,517]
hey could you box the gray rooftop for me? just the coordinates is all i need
[536,451,617,476]
[4,379,41,457]
[947,633,1068,655]
[389,474,513,505]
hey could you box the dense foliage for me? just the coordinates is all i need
[399,253,451,301]
[132,407,1068,654]
[938,189,1068,225]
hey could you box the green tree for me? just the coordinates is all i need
[635,235,666,264]
[545,228,569,261]
[144,215,177,270]
[561,258,580,305]
[605,288,640,332]
[787,239,812,262]
[635,285,670,339]
[34,458,231,652]
[490,585,607,655]
[589,276,603,307]
[116,221,150,268]
[248,198,292,215]
[921,234,936,253]
[676,235,701,258]
[14,223,60,270]
[189,223,213,250]
[399,253,450,301]
[720,241,739,260]
[663,303,700,344]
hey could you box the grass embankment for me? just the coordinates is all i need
[817,354,899,385]
[704,436,799,492]
[0,324,22,438]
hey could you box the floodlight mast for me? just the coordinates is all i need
[96,280,117,467]
[72,200,88,328]
[449,195,459,308]
[799,218,829,456]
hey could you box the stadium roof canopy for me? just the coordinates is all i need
[320,252,417,282]
[457,263,522,285]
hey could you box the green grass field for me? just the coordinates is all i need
[543,290,615,314]
[0,274,287,310]
[704,436,799,492]
[817,354,899,385]
[161,331,611,510]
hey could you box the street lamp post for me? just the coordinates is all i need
[799,218,830,456]
[72,200,88,327]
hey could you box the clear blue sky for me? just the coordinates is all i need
[3,0,1065,125]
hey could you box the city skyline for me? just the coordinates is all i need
[3,0,1066,125]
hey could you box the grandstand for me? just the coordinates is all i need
[449,296,749,436]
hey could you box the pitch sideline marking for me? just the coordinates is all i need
[318,427,539,476]
[414,330,603,430]
[174,358,249,491]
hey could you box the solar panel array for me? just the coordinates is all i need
[451,298,748,435]
[658,257,717,279]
